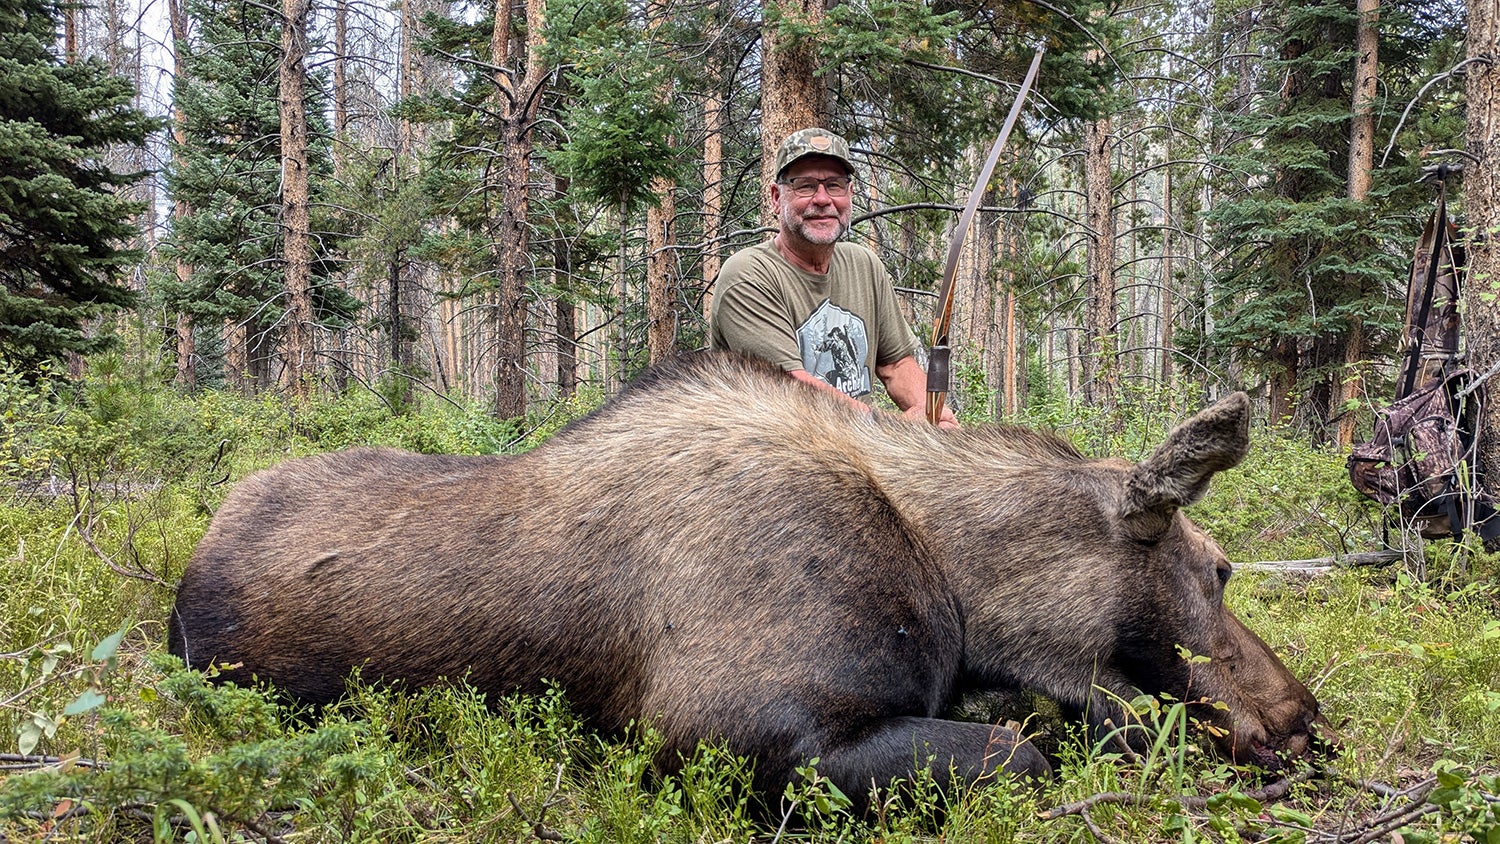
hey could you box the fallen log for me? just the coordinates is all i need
[1242,550,1405,574]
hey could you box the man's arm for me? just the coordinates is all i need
[787,368,876,411]
[876,355,960,429]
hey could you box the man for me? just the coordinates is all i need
[710,127,959,428]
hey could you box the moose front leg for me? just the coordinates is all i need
[810,717,1050,811]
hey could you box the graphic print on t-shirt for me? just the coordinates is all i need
[797,299,871,397]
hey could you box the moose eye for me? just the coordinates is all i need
[1215,561,1232,589]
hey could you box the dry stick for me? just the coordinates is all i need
[1078,804,1128,844]
[1325,774,1442,844]
[0,753,104,771]
[1041,768,1468,844]
[1343,801,1441,844]
[74,501,170,587]
[240,814,290,844]
[506,793,564,842]
[1039,768,1316,821]
[505,762,567,842]
[1359,775,1437,803]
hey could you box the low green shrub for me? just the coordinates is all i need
[2,366,1497,842]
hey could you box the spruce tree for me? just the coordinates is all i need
[1207,0,1464,429]
[0,0,153,373]
[161,0,350,389]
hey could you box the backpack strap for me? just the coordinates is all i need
[1398,185,1451,400]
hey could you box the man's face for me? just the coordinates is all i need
[772,156,852,247]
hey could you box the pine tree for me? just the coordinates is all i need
[1206,0,1465,431]
[161,0,350,390]
[0,0,153,373]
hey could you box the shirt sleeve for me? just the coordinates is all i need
[709,260,804,372]
[870,255,921,366]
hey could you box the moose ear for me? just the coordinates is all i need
[1120,392,1251,542]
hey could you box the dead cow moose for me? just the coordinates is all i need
[169,351,1324,807]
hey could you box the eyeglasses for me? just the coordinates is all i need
[779,176,852,198]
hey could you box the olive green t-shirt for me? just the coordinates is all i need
[709,241,919,400]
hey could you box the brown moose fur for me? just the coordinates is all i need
[169,351,1322,806]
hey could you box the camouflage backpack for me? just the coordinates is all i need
[1346,177,1500,546]
[1346,369,1488,538]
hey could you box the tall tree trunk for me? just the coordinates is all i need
[759,0,826,226]
[1160,162,1175,396]
[1082,115,1118,410]
[955,176,1000,415]
[63,2,77,63]
[1269,339,1297,424]
[552,174,577,396]
[646,178,678,362]
[174,314,196,389]
[701,65,724,321]
[225,320,249,393]
[1462,0,1500,547]
[168,0,196,390]
[614,199,629,387]
[1000,178,1023,415]
[391,0,420,396]
[399,0,417,160]
[489,0,548,418]
[333,0,348,149]
[326,0,351,392]
[644,0,677,363]
[1002,287,1018,414]
[1348,0,1378,202]
[1340,0,1380,445]
[279,0,316,398]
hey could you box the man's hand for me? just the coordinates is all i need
[789,363,960,429]
[877,355,962,429]
[903,403,960,429]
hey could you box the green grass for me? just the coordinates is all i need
[2,367,1498,841]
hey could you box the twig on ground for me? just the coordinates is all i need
[505,762,567,842]
[1044,766,1499,844]
[240,813,290,844]
[1343,800,1440,844]
[0,753,104,771]
[1078,804,1128,844]
[1359,775,1436,803]
[1040,768,1316,821]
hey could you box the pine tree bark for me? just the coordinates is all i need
[701,67,724,321]
[759,0,826,225]
[399,0,417,160]
[1462,0,1500,545]
[168,0,196,390]
[1340,0,1380,446]
[646,178,678,362]
[225,320,249,392]
[279,0,316,397]
[327,0,352,392]
[63,3,77,63]
[334,0,348,147]
[1082,115,1118,410]
[1160,162,1175,395]
[644,0,677,363]
[488,0,548,418]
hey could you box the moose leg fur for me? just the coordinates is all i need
[812,717,1051,804]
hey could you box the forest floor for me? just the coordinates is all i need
[1,369,1497,842]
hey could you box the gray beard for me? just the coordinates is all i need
[782,210,848,245]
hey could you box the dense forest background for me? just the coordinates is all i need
[6,0,1497,444]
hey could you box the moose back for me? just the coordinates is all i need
[169,351,1323,804]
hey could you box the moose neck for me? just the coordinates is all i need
[858,423,1138,707]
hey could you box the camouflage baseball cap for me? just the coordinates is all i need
[774,128,856,179]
